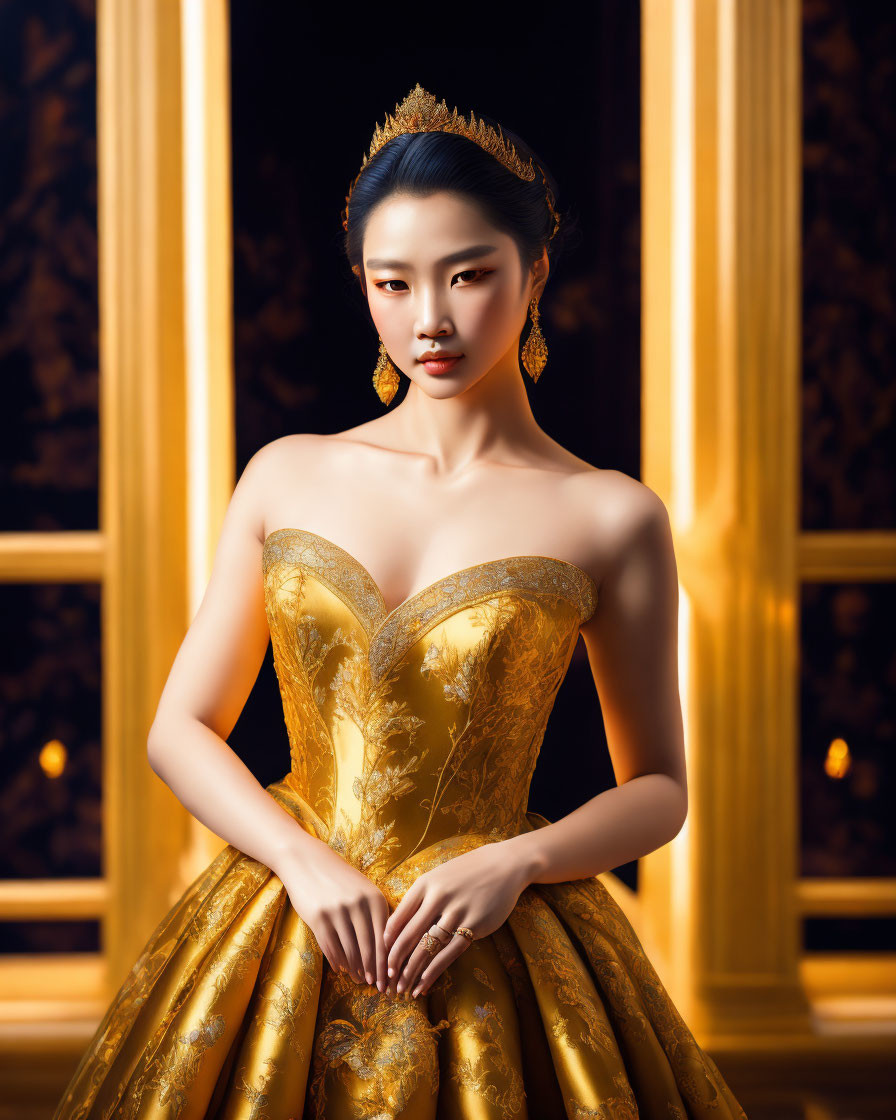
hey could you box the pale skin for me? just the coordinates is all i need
[147,190,686,1005]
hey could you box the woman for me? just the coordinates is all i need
[55,85,747,1119]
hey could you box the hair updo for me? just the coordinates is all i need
[342,116,580,286]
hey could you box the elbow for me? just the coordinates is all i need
[672,786,688,836]
[146,723,168,774]
[657,773,688,838]
[147,714,198,776]
[146,736,161,774]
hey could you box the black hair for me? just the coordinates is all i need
[342,114,581,288]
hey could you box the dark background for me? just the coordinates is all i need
[226,2,643,887]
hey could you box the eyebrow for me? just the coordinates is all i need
[364,244,498,270]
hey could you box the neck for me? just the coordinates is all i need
[388,349,547,478]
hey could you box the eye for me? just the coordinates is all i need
[374,268,492,294]
[454,268,491,284]
[376,279,409,293]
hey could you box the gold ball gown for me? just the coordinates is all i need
[54,527,748,1119]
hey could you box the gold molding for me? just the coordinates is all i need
[0,533,104,581]
[798,531,896,580]
[98,0,192,991]
[0,880,107,921]
[797,878,896,917]
[642,0,810,1037]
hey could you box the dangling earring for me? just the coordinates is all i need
[520,297,548,383]
[372,336,401,405]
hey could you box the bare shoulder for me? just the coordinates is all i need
[250,428,382,478]
[247,431,328,475]
[537,434,669,541]
[580,468,669,530]
[243,432,337,533]
[569,468,673,583]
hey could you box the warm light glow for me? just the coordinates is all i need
[39,738,67,778]
[671,586,692,959]
[824,737,852,780]
[182,0,212,615]
[671,0,695,528]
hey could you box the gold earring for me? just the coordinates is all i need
[521,297,548,382]
[372,337,401,405]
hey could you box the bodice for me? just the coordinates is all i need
[262,527,598,896]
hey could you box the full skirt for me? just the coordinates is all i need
[54,779,747,1119]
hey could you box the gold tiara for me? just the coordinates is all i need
[341,84,560,240]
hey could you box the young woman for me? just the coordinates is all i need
[55,86,747,1119]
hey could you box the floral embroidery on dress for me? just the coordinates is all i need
[306,969,449,1119]
[52,525,748,1120]
[263,526,598,686]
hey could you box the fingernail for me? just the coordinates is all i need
[412,986,420,997]
[387,966,393,977]
[377,980,384,992]
[366,972,373,984]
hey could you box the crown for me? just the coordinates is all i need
[342,84,560,239]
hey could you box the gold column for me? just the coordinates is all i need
[98,0,233,991]
[641,0,810,1039]
[99,0,189,988]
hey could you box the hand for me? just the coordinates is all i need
[383,841,531,999]
[275,836,391,992]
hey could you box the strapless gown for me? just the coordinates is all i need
[54,527,747,1119]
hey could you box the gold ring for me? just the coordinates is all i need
[418,932,444,955]
[455,926,475,941]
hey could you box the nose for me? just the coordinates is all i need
[415,284,453,341]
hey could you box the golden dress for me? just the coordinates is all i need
[55,527,748,1119]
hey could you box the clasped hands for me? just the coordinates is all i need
[283,835,532,1001]
[382,841,531,998]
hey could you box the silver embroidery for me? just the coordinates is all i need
[263,527,598,685]
[263,528,383,634]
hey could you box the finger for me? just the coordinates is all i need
[411,934,470,997]
[387,895,428,980]
[372,902,391,993]
[352,901,379,988]
[316,914,349,976]
[384,881,423,953]
[329,909,364,983]
[395,939,426,993]
[397,923,453,993]
[389,916,425,994]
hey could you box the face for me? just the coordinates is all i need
[360,191,548,397]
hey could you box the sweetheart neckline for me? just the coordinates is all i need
[262,525,599,627]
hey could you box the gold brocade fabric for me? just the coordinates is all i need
[54,528,748,1119]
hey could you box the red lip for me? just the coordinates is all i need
[418,353,462,362]
[420,356,462,374]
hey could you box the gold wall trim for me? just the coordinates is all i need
[798,531,896,580]
[0,880,107,921]
[797,878,896,917]
[0,533,104,581]
[97,0,192,996]
[96,0,234,999]
[642,0,810,1038]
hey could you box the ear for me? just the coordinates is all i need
[530,248,550,302]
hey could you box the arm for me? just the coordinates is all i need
[146,441,320,878]
[502,483,688,884]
